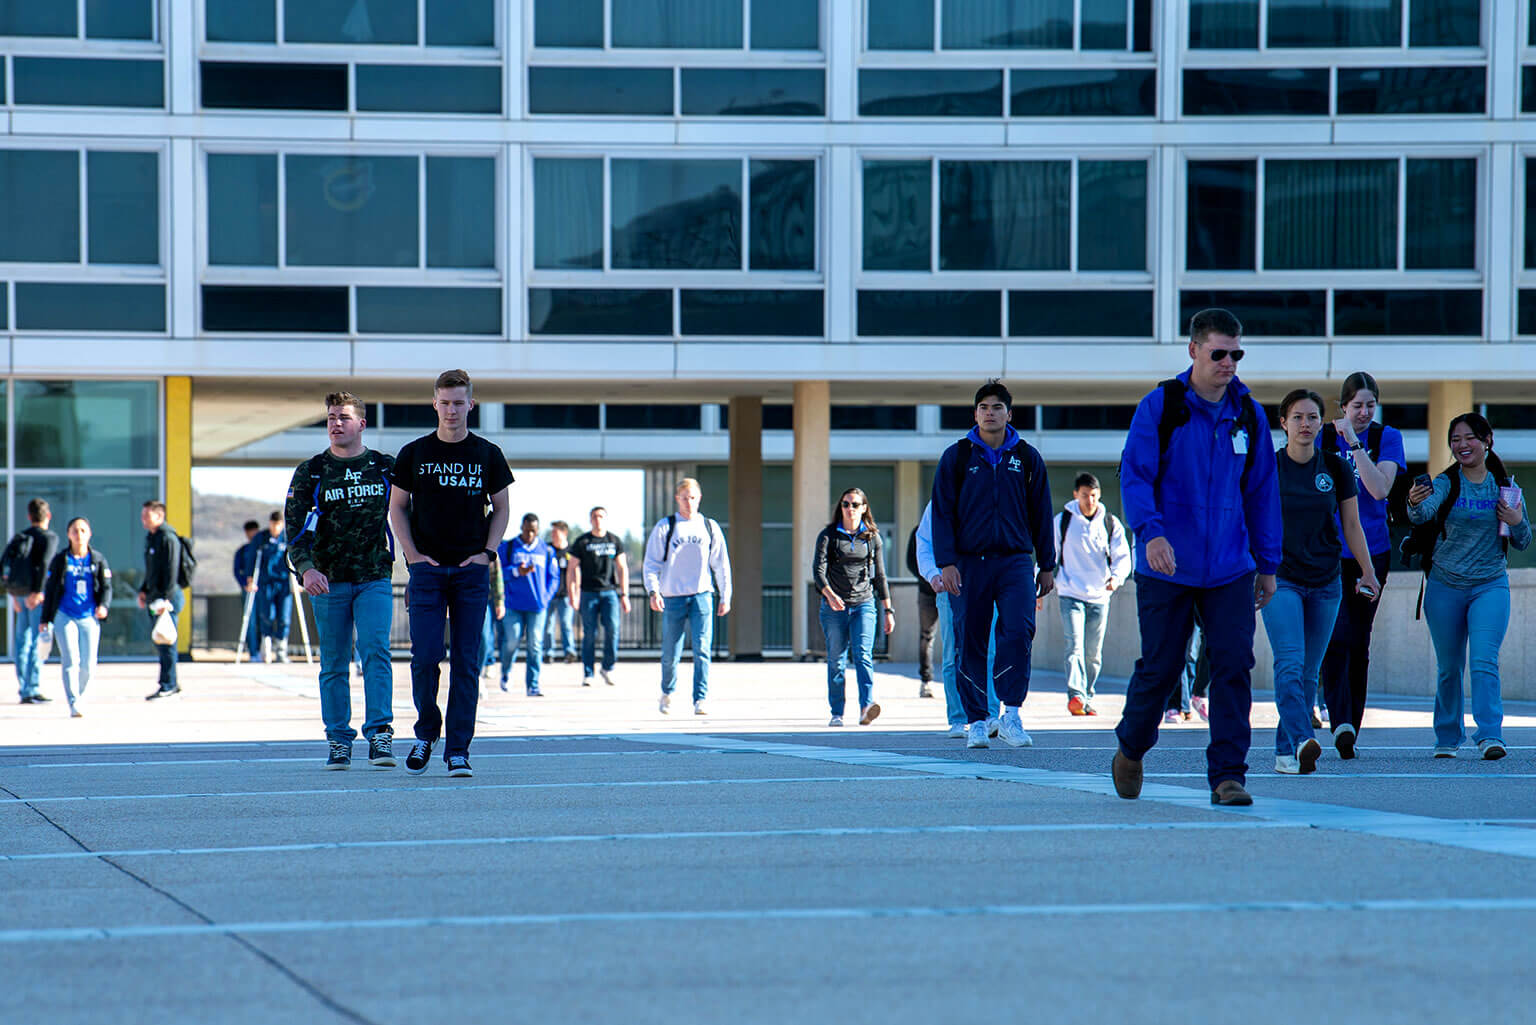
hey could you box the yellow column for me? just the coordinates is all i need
[165,376,193,655]
[791,381,830,657]
[1427,380,1473,473]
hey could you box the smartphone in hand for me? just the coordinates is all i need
[1413,473,1433,489]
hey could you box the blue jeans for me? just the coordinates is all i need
[660,592,713,701]
[502,607,548,691]
[819,598,876,717]
[580,590,621,673]
[405,562,489,759]
[240,589,263,660]
[146,590,184,688]
[545,599,575,658]
[1261,576,1342,757]
[1116,573,1256,789]
[950,553,1036,723]
[1059,595,1108,703]
[482,608,502,669]
[310,578,393,745]
[258,583,292,643]
[14,601,42,698]
[936,591,996,727]
[1423,575,1509,748]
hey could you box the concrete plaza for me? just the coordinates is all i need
[2,656,1534,1025]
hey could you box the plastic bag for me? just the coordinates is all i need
[151,610,178,646]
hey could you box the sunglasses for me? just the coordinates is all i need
[840,500,863,508]
[1209,348,1245,363]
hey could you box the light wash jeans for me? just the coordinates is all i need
[819,598,876,717]
[14,601,43,698]
[1423,575,1509,748]
[501,607,548,692]
[1059,595,1109,703]
[54,614,99,711]
[936,591,996,727]
[545,599,576,659]
[1261,576,1342,757]
[580,590,622,674]
[310,578,393,745]
[660,592,713,701]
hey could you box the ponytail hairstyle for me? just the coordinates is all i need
[828,487,878,533]
[1447,412,1509,484]
[1339,371,1380,407]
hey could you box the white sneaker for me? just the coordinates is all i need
[659,693,671,714]
[986,717,1000,738]
[947,723,967,739]
[582,676,594,687]
[829,715,844,727]
[1297,738,1322,774]
[1275,754,1300,774]
[601,668,615,686]
[966,721,990,749]
[996,709,1033,748]
[693,700,707,716]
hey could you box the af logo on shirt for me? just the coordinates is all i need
[1315,473,1334,493]
[1007,455,1023,473]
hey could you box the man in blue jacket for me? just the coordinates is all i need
[498,513,561,696]
[1111,308,1282,807]
[931,379,1056,750]
[232,520,263,661]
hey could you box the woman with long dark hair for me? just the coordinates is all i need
[1406,413,1530,759]
[813,488,894,727]
[39,517,112,718]
[1318,372,1405,756]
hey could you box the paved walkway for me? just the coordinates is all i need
[2,658,1534,1024]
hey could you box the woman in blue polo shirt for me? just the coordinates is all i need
[813,488,895,728]
[1318,372,1405,757]
[39,517,112,718]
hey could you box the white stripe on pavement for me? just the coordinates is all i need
[14,750,733,769]
[5,896,1536,945]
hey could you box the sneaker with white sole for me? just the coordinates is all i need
[996,709,1033,748]
[1479,739,1508,760]
[583,676,594,687]
[1333,723,1357,760]
[446,755,473,778]
[986,718,999,738]
[829,715,844,727]
[1191,695,1209,722]
[693,700,707,716]
[966,721,990,749]
[1163,709,1181,725]
[659,693,671,714]
[1297,737,1321,774]
[405,739,432,775]
[859,703,881,725]
[601,669,615,686]
[367,733,395,768]
[324,741,351,771]
[1275,753,1300,774]
[947,723,967,739]
[1432,744,1458,758]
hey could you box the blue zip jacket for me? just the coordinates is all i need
[498,536,561,612]
[1119,370,1283,588]
[930,425,1056,571]
[232,537,262,588]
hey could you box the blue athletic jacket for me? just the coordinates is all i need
[498,536,562,612]
[1119,370,1283,588]
[930,425,1056,571]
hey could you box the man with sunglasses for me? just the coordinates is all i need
[1111,308,1282,808]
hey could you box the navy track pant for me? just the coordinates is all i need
[950,553,1036,724]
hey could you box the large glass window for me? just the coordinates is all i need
[536,0,819,49]
[87,152,159,266]
[207,0,495,46]
[1190,0,1480,48]
[939,161,1069,270]
[533,159,603,269]
[285,155,418,267]
[14,380,158,470]
[612,159,740,269]
[11,58,164,108]
[1,149,159,266]
[1264,160,1397,270]
[2,0,155,39]
[862,161,931,270]
[207,154,278,266]
[868,0,1152,51]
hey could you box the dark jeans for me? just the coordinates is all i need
[147,590,185,689]
[580,590,621,673]
[257,583,292,642]
[1116,573,1256,789]
[950,553,1036,723]
[916,589,938,683]
[405,562,489,760]
[1319,551,1391,734]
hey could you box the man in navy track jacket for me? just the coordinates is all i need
[931,379,1056,750]
[1111,308,1283,808]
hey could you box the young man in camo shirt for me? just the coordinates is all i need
[286,391,397,771]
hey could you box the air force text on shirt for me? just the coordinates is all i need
[323,467,390,504]
[419,462,484,490]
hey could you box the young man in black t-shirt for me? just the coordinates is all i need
[567,506,631,686]
[388,370,513,777]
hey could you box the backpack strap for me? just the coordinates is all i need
[950,437,974,502]
[1057,506,1072,567]
[665,513,677,554]
[1153,379,1191,490]
[1237,393,1261,489]
[1366,421,1384,462]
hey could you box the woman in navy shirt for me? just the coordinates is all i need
[1318,372,1405,757]
[40,517,111,718]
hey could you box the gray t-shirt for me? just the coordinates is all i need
[1408,470,1533,588]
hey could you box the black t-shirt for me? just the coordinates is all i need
[1276,446,1357,586]
[569,532,624,592]
[390,431,514,565]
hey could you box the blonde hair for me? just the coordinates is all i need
[674,477,701,496]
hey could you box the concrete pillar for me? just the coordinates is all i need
[893,461,922,576]
[728,397,763,660]
[165,376,193,656]
[1427,381,1474,472]
[791,381,831,658]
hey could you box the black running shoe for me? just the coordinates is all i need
[405,739,433,775]
[325,741,351,771]
[146,685,180,701]
[446,755,473,778]
[368,732,395,767]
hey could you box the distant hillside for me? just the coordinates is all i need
[193,491,285,595]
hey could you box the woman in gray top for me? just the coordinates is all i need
[1406,413,1532,760]
[813,488,894,727]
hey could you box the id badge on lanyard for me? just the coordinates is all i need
[1231,429,1248,456]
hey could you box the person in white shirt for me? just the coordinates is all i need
[1052,473,1132,716]
[643,478,732,715]
[915,501,998,738]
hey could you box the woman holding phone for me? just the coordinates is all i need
[39,517,112,718]
[813,488,895,727]
[1318,372,1405,757]
[1406,413,1530,760]
[1263,390,1380,775]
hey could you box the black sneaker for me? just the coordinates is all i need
[146,685,180,701]
[31,693,51,703]
[368,733,395,768]
[405,739,433,775]
[447,755,473,778]
[325,741,351,771]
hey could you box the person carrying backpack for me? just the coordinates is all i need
[1405,413,1530,760]
[813,487,895,727]
[6,498,59,704]
[1111,309,1282,808]
[39,516,111,717]
[643,478,732,716]
[137,500,185,700]
[1053,472,1131,717]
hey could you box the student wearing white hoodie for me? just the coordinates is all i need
[1053,473,1132,716]
[643,478,732,715]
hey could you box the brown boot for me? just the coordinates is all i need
[1210,780,1253,806]
[1111,750,1142,800]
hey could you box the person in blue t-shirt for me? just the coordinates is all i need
[1317,372,1405,755]
[39,517,112,718]
[497,513,562,696]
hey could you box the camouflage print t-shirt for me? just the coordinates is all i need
[285,449,395,584]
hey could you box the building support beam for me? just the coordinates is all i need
[728,397,763,660]
[1427,380,1474,473]
[894,460,922,571]
[165,376,193,656]
[791,381,831,658]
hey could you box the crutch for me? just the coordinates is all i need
[234,560,260,664]
[289,571,315,664]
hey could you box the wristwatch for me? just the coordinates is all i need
[483,548,497,560]
[1349,442,1365,452]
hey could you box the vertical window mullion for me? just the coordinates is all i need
[1073,0,1083,51]
[1254,157,1266,271]
[1257,0,1268,51]
[277,154,288,269]
[744,0,751,48]
[934,0,943,52]
[78,150,89,266]
[604,0,612,50]
[673,288,681,339]
[78,0,86,40]
[602,155,612,271]
[740,158,750,270]
[1401,0,1411,48]
[930,158,941,271]
[1126,0,1133,50]
[1398,156,1408,270]
[419,0,426,47]
[419,155,429,268]
[1325,287,1334,338]
[1069,157,1080,272]
[276,0,286,44]
[1329,66,1337,116]
[349,285,358,336]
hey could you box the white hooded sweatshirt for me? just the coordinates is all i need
[1053,500,1131,604]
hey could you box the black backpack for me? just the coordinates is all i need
[1146,378,1263,489]
[1399,467,1509,618]
[0,531,34,595]
[1059,505,1123,571]
[1320,421,1383,466]
[664,514,722,557]
[175,533,197,589]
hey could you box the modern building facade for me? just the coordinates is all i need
[3,0,1535,657]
